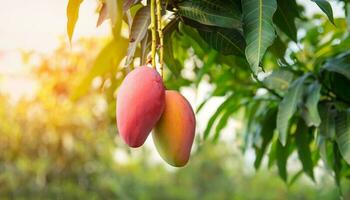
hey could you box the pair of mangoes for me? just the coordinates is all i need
[116,66,196,167]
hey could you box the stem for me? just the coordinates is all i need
[150,0,157,68]
[156,0,164,77]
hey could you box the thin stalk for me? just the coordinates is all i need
[156,0,164,77]
[150,0,157,68]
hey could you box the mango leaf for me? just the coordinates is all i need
[198,28,246,56]
[203,95,235,140]
[295,120,315,180]
[97,3,108,27]
[277,74,309,146]
[177,0,242,29]
[263,69,294,94]
[317,135,333,169]
[72,38,128,100]
[254,108,277,170]
[106,0,120,25]
[123,0,141,11]
[67,0,83,42]
[318,102,336,139]
[333,143,343,188]
[302,83,321,127]
[276,138,289,182]
[323,52,350,80]
[273,0,298,41]
[242,0,277,74]
[163,19,182,76]
[125,6,151,67]
[335,109,350,165]
[312,0,335,24]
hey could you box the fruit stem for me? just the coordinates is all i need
[156,0,164,77]
[150,0,157,69]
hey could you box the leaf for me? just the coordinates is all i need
[213,106,235,142]
[106,0,120,25]
[72,38,128,100]
[333,143,343,188]
[273,0,298,41]
[97,3,108,27]
[254,108,277,170]
[125,6,151,67]
[198,28,246,56]
[67,0,83,42]
[163,19,182,76]
[196,50,218,86]
[203,96,235,140]
[123,0,141,11]
[178,0,242,29]
[277,74,309,146]
[295,119,315,180]
[302,83,321,127]
[318,103,336,139]
[323,52,350,80]
[316,135,333,169]
[335,109,350,165]
[242,0,277,74]
[312,0,335,24]
[276,138,289,182]
[263,69,294,93]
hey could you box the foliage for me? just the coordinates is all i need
[67,0,350,191]
[2,39,350,199]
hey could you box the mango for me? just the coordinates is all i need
[117,66,165,148]
[153,91,196,167]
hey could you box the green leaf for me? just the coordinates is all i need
[178,0,242,29]
[71,38,128,100]
[123,0,141,11]
[312,0,335,24]
[203,96,235,140]
[273,0,298,41]
[254,108,277,170]
[242,0,277,74]
[125,6,151,67]
[66,0,83,42]
[302,83,321,127]
[318,103,336,139]
[163,19,182,76]
[276,138,289,182]
[335,109,350,165]
[295,120,315,180]
[323,52,350,80]
[106,0,119,25]
[263,69,294,94]
[277,74,309,146]
[198,28,246,56]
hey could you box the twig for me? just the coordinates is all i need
[156,0,164,77]
[150,0,157,68]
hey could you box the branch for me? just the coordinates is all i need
[156,0,164,77]
[150,0,157,68]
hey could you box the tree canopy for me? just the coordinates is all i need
[67,0,350,192]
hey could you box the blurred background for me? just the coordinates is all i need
[0,0,349,199]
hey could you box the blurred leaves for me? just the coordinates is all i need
[67,0,83,42]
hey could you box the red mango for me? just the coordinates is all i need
[153,90,196,167]
[117,66,165,148]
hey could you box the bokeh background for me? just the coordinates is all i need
[0,0,349,199]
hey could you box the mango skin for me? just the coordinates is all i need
[153,91,196,167]
[117,66,165,148]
